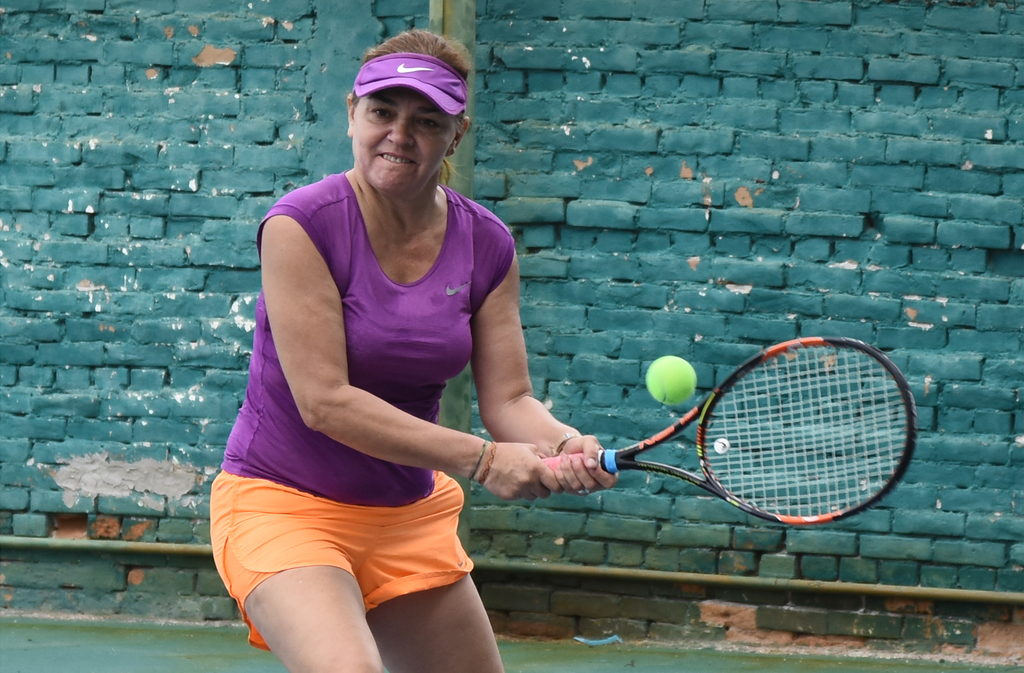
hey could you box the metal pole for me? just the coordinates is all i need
[429,0,476,200]
[430,0,477,546]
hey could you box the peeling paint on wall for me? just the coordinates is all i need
[192,45,237,67]
[573,156,593,172]
[50,453,200,508]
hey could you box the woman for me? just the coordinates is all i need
[210,29,616,673]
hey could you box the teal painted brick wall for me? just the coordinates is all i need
[1,0,1022,612]
[467,0,1023,599]
[0,0,385,546]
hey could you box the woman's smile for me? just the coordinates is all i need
[380,152,415,165]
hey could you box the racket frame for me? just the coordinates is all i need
[603,337,917,525]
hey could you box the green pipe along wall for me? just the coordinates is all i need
[1,0,1021,659]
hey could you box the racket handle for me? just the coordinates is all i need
[544,452,621,474]
[600,450,620,474]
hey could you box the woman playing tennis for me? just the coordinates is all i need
[209,29,616,673]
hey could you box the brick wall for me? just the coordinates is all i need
[465,0,1023,598]
[1,0,1022,629]
[2,0,325,545]
[473,566,1021,657]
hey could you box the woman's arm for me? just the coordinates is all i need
[470,255,617,494]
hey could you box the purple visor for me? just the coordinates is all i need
[353,53,467,115]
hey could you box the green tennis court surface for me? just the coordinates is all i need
[1,615,1018,673]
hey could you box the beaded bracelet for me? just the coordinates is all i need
[554,432,581,455]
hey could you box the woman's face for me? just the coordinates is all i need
[347,87,466,198]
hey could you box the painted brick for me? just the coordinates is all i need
[785,530,858,556]
[493,197,564,224]
[860,534,932,562]
[933,540,1006,568]
[949,194,1022,225]
[926,167,1003,196]
[732,527,783,552]
[587,127,659,153]
[829,611,903,639]
[801,556,839,581]
[0,486,30,510]
[757,605,828,634]
[779,0,852,25]
[566,200,638,229]
[941,384,1018,412]
[714,50,785,78]
[759,554,797,579]
[658,523,732,548]
[660,129,735,155]
[967,144,1024,170]
[710,102,779,132]
[678,548,718,574]
[786,212,864,237]
[551,589,621,618]
[709,208,784,235]
[839,557,878,584]
[926,4,1002,33]
[738,133,809,161]
[601,491,673,520]
[0,559,125,591]
[866,57,941,84]
[933,114,1008,142]
[585,515,657,543]
[709,257,786,288]
[97,493,166,517]
[903,615,978,646]
[958,567,998,592]
[11,513,50,537]
[30,487,95,514]
[998,569,1024,593]
[920,565,960,589]
[517,509,586,535]
[826,293,902,321]
[876,561,920,587]
[718,550,756,575]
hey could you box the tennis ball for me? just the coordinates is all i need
[645,356,697,406]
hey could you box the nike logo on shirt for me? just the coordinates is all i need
[446,282,470,296]
[397,64,434,73]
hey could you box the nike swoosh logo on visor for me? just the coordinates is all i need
[446,282,470,296]
[397,64,434,73]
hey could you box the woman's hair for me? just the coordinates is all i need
[361,29,471,81]
[356,29,471,185]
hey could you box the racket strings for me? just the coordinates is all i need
[705,345,907,518]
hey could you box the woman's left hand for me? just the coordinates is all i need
[545,435,617,496]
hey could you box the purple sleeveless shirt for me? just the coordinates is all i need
[221,173,515,506]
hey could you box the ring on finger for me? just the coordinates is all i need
[578,488,590,495]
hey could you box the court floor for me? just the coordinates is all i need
[0,614,1019,673]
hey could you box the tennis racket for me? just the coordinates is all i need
[550,337,916,525]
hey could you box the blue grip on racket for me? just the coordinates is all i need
[601,450,619,474]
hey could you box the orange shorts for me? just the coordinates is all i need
[209,470,473,650]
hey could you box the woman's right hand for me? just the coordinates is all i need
[477,443,562,501]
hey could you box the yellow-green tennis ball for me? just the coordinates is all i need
[645,356,697,406]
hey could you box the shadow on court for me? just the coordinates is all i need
[0,615,1019,673]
